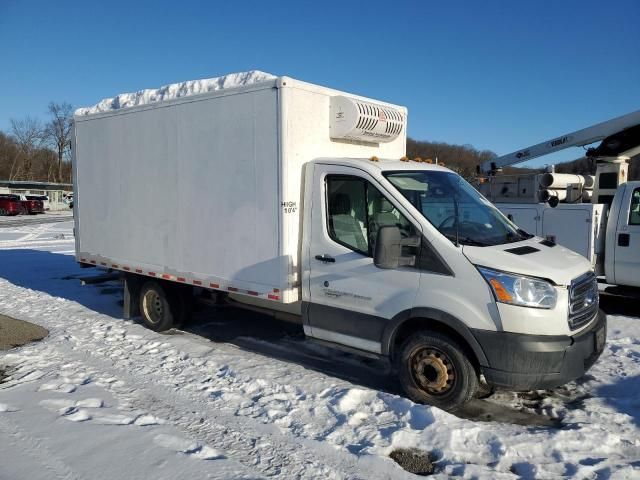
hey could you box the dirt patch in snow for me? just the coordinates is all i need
[389,448,437,476]
[0,314,48,350]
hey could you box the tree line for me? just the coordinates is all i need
[407,137,639,181]
[406,138,496,180]
[0,102,73,184]
[406,138,535,180]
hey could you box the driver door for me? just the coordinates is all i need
[614,185,640,287]
[306,164,422,354]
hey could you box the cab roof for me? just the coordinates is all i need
[313,157,454,175]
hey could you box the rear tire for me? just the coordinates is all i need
[0,208,6,216]
[139,281,176,332]
[396,331,478,412]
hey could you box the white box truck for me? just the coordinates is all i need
[73,72,605,411]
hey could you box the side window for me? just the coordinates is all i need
[326,177,369,254]
[326,175,416,256]
[630,188,640,226]
[366,186,416,254]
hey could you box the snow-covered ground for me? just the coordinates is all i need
[0,219,639,479]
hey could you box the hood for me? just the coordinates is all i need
[462,237,592,286]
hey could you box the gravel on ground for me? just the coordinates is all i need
[0,314,48,350]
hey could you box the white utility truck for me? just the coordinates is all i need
[73,72,605,410]
[478,110,640,290]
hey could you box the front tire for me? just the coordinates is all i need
[396,331,478,412]
[139,281,176,332]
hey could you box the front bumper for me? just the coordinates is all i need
[472,310,606,390]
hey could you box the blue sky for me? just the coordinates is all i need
[1,0,638,167]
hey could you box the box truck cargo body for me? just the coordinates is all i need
[74,74,606,411]
[73,77,406,304]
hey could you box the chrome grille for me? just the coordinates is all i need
[568,272,599,330]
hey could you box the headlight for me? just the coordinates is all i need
[477,267,557,309]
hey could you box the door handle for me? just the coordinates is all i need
[618,233,630,247]
[315,254,335,263]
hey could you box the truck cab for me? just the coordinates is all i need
[605,181,640,287]
[302,158,605,409]
[18,194,44,215]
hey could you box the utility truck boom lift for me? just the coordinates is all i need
[480,109,640,175]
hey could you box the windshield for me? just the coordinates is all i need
[384,171,531,247]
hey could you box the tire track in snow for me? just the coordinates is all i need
[0,241,74,250]
[0,215,72,229]
[0,221,74,250]
[0,284,408,479]
[0,223,53,246]
[0,414,83,480]
[38,335,396,479]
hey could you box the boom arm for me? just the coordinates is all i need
[480,109,640,174]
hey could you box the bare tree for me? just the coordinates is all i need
[9,116,44,180]
[44,102,73,183]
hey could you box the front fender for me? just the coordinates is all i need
[381,307,490,367]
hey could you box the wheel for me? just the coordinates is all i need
[0,208,6,216]
[139,281,177,332]
[396,331,478,412]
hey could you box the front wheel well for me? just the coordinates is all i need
[390,317,481,370]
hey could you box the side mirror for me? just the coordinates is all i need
[373,226,420,269]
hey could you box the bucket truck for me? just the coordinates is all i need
[478,110,640,289]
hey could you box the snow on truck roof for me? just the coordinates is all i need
[75,70,277,116]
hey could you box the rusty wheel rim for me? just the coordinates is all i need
[410,347,456,395]
[142,290,164,325]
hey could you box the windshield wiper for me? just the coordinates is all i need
[505,230,533,243]
[444,233,488,247]
[459,237,489,247]
[517,228,534,239]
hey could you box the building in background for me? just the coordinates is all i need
[0,180,72,211]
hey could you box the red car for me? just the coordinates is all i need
[18,195,44,214]
[0,194,23,216]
